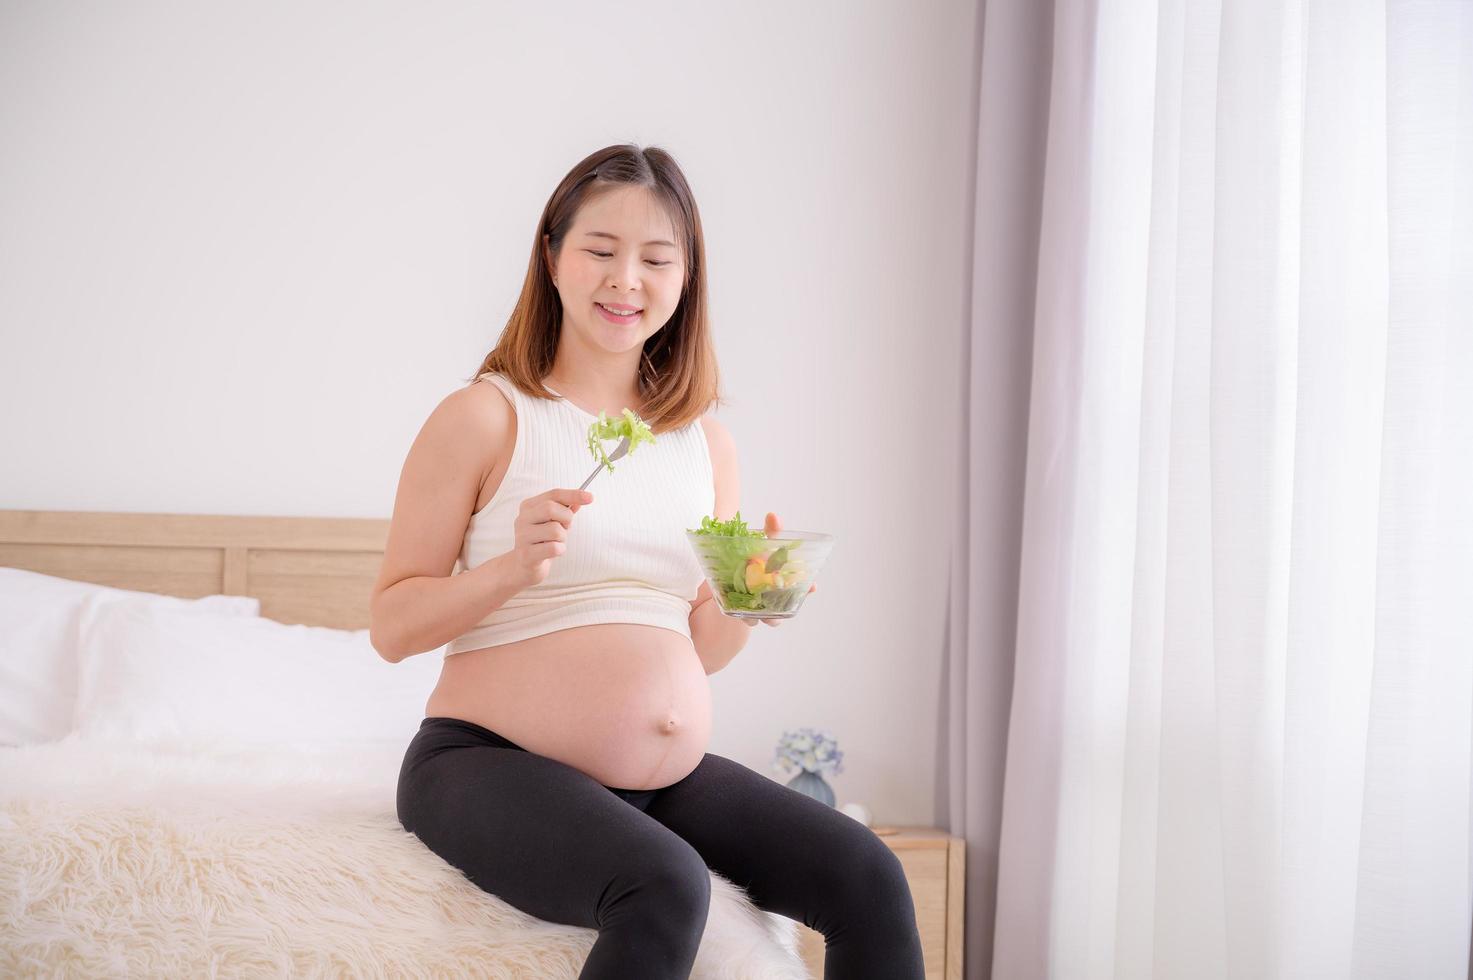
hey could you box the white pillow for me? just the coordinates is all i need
[73,591,444,747]
[0,567,260,746]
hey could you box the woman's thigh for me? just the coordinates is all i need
[396,717,708,931]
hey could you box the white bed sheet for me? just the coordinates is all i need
[0,734,808,979]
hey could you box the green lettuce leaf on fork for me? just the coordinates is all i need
[587,408,656,474]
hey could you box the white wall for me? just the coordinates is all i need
[0,0,978,827]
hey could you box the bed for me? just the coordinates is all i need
[0,508,811,978]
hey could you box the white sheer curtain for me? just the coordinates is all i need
[982,1,1473,977]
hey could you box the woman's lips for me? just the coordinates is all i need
[595,302,643,324]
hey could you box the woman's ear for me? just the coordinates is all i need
[543,235,557,284]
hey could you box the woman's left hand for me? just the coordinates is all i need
[746,512,817,628]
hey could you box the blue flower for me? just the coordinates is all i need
[772,727,844,777]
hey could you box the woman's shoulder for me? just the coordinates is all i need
[697,414,736,472]
[434,376,516,457]
[461,372,515,410]
[697,413,731,443]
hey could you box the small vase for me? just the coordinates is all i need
[786,770,836,807]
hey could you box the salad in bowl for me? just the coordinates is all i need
[685,513,834,620]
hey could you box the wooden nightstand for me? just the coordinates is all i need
[795,825,965,979]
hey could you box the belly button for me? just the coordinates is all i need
[657,713,680,735]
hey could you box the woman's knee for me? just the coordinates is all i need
[830,830,914,910]
[595,838,712,951]
[607,838,712,916]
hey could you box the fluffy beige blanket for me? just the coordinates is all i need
[0,736,810,978]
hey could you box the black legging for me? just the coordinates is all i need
[396,716,926,979]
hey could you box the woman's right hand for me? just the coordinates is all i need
[501,488,594,590]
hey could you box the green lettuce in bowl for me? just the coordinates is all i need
[685,512,834,619]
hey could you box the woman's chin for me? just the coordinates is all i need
[592,321,648,349]
[570,312,658,354]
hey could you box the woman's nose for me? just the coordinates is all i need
[607,256,644,290]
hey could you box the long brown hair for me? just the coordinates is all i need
[466,144,723,434]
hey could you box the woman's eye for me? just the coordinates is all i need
[587,250,670,267]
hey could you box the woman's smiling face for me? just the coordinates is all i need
[545,184,687,354]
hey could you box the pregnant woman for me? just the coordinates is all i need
[373,144,924,978]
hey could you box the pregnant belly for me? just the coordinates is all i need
[423,624,712,791]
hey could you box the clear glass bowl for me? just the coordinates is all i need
[685,529,834,620]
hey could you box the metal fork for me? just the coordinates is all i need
[579,435,630,491]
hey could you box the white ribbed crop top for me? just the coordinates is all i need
[444,371,716,655]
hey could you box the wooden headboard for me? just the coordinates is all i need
[0,510,388,630]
